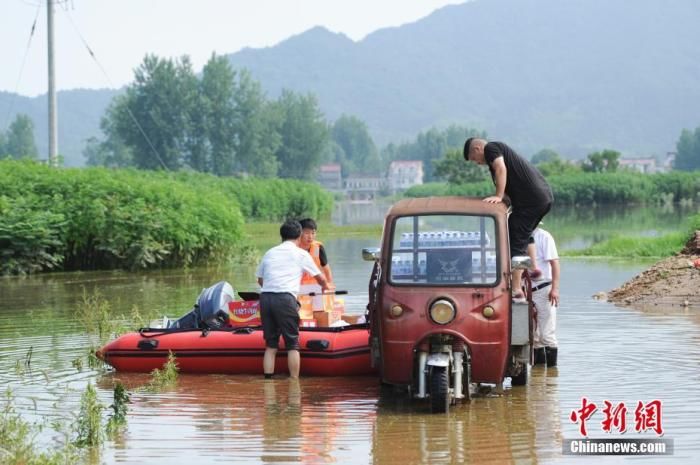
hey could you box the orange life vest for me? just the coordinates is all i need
[301,240,323,284]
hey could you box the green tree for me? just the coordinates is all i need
[231,70,281,177]
[531,148,560,165]
[331,114,380,175]
[272,90,329,180]
[674,127,700,171]
[433,148,488,184]
[82,135,133,168]
[107,54,199,170]
[198,54,236,175]
[3,114,38,159]
[582,149,620,173]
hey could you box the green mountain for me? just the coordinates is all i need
[227,0,700,157]
[3,0,698,165]
[0,88,118,166]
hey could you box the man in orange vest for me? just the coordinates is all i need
[298,218,334,311]
[299,218,334,285]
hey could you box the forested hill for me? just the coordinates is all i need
[4,0,699,166]
[0,89,118,166]
[228,0,700,157]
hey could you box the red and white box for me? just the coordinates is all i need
[228,301,261,327]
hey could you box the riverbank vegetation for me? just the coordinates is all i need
[406,171,700,206]
[567,212,700,258]
[0,160,331,275]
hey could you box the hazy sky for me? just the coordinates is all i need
[1,0,465,96]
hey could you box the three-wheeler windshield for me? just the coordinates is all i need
[389,214,499,286]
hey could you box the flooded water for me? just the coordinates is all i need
[2,205,700,464]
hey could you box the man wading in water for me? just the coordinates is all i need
[464,138,553,303]
[256,220,329,378]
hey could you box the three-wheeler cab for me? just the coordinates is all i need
[363,197,534,412]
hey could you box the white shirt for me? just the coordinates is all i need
[533,228,559,283]
[256,241,321,296]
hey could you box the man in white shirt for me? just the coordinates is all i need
[531,226,560,367]
[256,220,329,378]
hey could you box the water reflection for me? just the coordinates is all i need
[371,366,566,464]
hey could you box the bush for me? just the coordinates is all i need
[0,160,332,274]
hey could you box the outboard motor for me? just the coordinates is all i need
[169,281,234,329]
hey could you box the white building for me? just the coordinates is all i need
[387,160,423,194]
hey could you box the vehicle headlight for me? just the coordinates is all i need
[429,299,455,325]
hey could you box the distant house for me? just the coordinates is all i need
[619,158,658,174]
[344,175,385,201]
[387,160,423,194]
[663,152,677,171]
[317,163,343,191]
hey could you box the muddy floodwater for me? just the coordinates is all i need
[2,205,700,464]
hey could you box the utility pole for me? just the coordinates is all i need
[47,0,58,167]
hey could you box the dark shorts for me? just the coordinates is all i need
[259,292,300,350]
[509,202,552,257]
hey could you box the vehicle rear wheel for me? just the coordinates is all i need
[430,366,450,413]
[510,362,528,386]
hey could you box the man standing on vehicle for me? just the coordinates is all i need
[464,138,553,302]
[531,225,560,367]
[257,220,329,379]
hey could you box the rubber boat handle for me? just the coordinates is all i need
[238,290,348,301]
[305,290,348,296]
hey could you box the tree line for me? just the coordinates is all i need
[84,54,328,180]
[83,49,699,181]
[83,53,490,181]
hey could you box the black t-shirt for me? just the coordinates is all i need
[484,141,553,208]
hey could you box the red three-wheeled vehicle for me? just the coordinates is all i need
[363,197,534,412]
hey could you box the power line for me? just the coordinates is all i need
[61,7,169,170]
[2,2,41,131]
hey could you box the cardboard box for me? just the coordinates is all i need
[300,319,317,328]
[313,310,342,328]
[228,301,261,326]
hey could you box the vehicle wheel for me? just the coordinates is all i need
[510,363,528,386]
[430,366,450,413]
[462,353,472,401]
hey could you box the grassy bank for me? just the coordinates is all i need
[567,213,700,258]
[0,160,332,275]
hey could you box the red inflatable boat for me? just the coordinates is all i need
[97,324,375,376]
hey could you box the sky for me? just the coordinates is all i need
[1,0,465,97]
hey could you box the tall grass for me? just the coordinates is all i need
[73,383,104,448]
[147,351,179,391]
